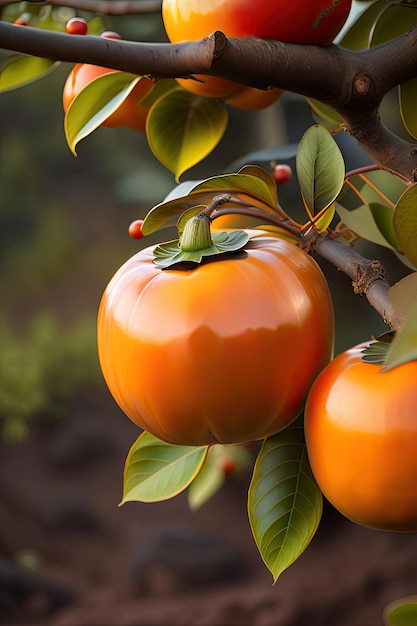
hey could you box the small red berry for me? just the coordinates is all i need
[272,164,293,186]
[101,31,122,40]
[220,457,236,476]
[13,18,27,26]
[66,17,88,35]
[128,220,145,239]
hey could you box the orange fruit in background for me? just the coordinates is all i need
[305,342,417,532]
[176,76,242,99]
[63,64,154,132]
[162,0,352,46]
[162,0,352,99]
[225,86,283,110]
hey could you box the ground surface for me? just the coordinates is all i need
[1,387,417,626]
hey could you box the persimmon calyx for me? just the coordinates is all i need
[180,213,213,251]
[153,205,249,268]
[360,332,395,366]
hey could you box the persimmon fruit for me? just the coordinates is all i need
[162,0,352,98]
[225,86,283,111]
[97,233,334,446]
[305,342,417,532]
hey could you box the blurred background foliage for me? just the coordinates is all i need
[0,1,410,441]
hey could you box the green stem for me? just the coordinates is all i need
[180,213,213,251]
[180,193,303,252]
[179,195,233,251]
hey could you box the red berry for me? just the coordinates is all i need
[272,164,293,185]
[220,457,236,476]
[128,220,145,239]
[13,18,27,26]
[101,31,122,40]
[66,17,88,35]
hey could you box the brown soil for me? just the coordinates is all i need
[1,387,417,626]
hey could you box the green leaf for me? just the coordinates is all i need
[369,203,398,249]
[296,125,345,224]
[361,338,393,365]
[336,202,395,249]
[393,186,417,266]
[188,445,226,511]
[340,0,387,49]
[389,273,417,319]
[385,0,417,5]
[229,143,298,171]
[383,302,417,371]
[384,596,417,626]
[0,55,59,92]
[239,165,278,208]
[313,202,336,232]
[359,169,406,208]
[146,88,228,181]
[393,251,417,271]
[142,166,280,235]
[139,78,179,107]
[64,72,143,155]
[305,98,343,129]
[399,78,417,140]
[341,1,417,50]
[188,443,253,510]
[120,431,208,504]
[369,4,417,46]
[248,421,322,582]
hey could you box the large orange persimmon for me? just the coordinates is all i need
[97,234,334,446]
[162,0,352,98]
[305,342,417,532]
[62,64,154,132]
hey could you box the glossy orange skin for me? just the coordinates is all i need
[163,0,351,98]
[305,343,417,532]
[225,86,283,111]
[176,76,242,99]
[162,0,352,45]
[97,234,334,446]
[62,64,153,131]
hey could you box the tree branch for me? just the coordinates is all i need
[313,235,404,331]
[1,20,417,180]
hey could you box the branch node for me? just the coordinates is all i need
[211,30,228,59]
[353,74,372,97]
[299,228,321,253]
[352,260,389,295]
